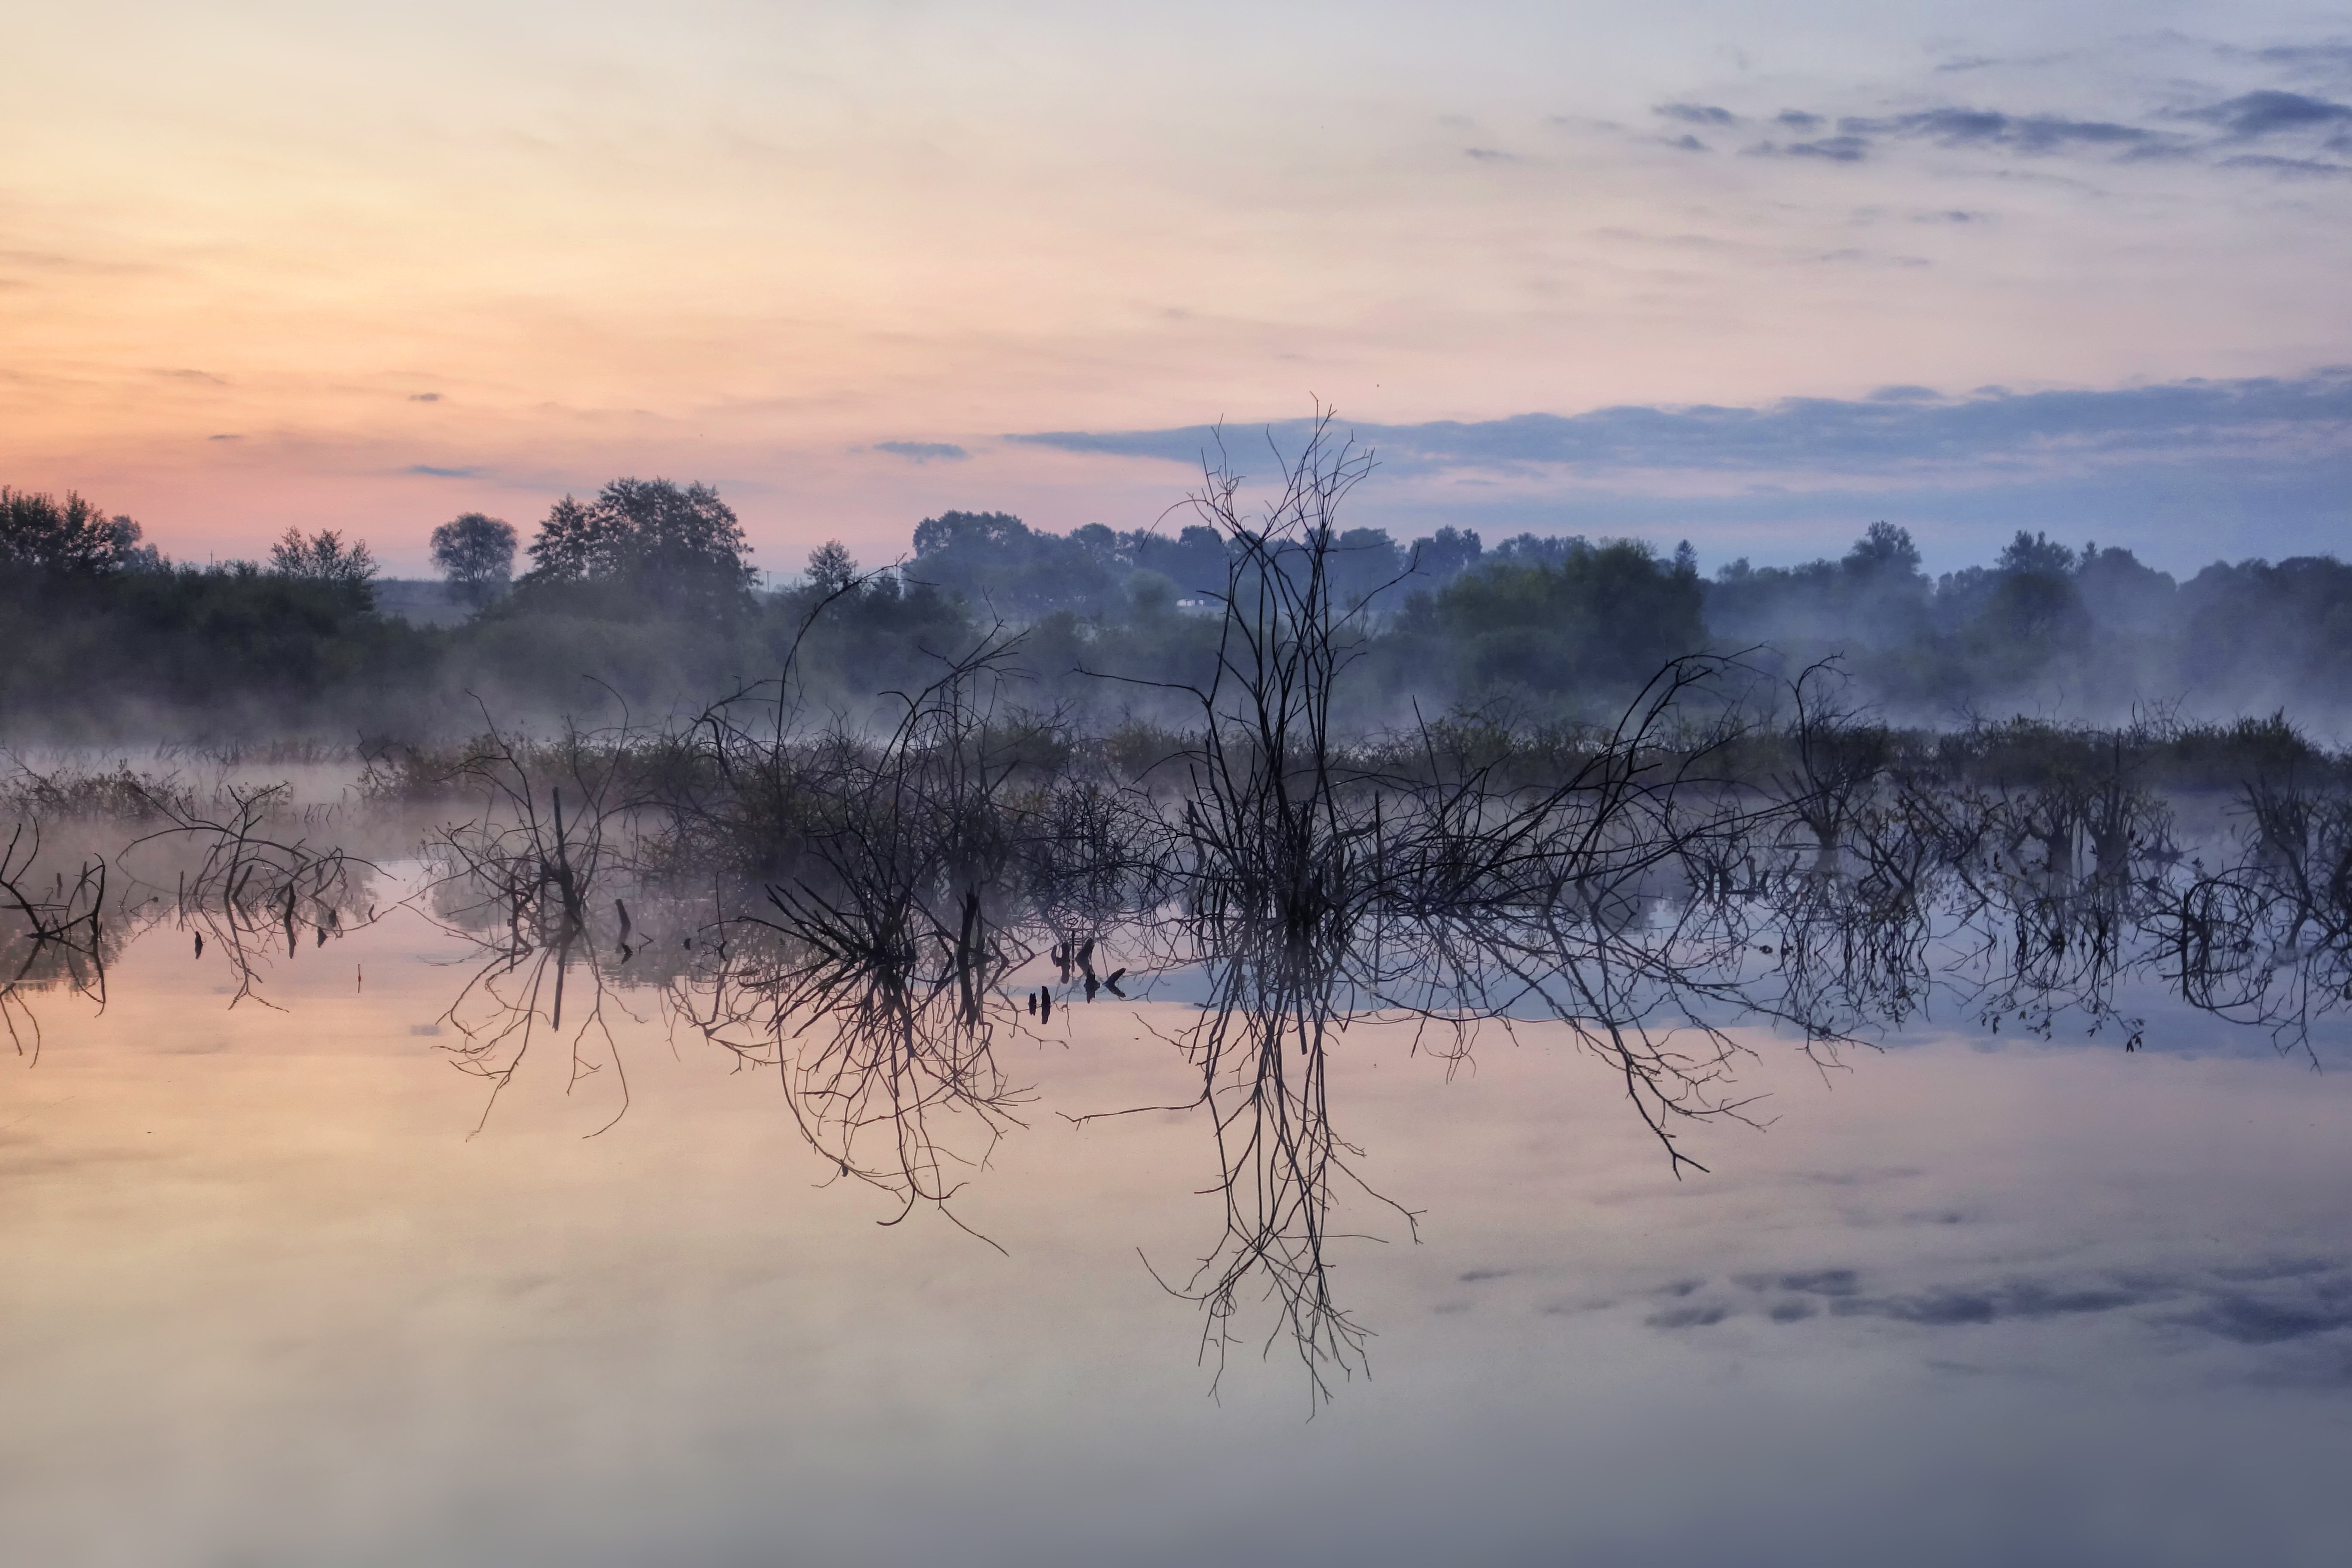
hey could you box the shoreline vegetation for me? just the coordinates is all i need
[13,422,2352,1390]
[9,426,2352,744]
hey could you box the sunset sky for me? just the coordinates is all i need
[7,1,2351,577]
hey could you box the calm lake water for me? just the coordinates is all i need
[6,889,2352,1567]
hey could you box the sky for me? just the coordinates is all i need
[6,1,2352,577]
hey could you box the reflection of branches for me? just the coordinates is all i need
[124,782,372,1009]
[423,715,637,1134]
[680,894,1030,1244]
[2144,774,2352,1062]
[1134,653,1828,1395]
[1077,417,1822,1395]
[1730,722,2352,1065]
[670,635,1046,1236]
[0,822,113,1059]
[3,775,373,1054]
[1085,413,1405,1393]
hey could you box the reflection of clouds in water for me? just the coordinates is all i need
[10,966,2352,1565]
[1634,1254,2352,1369]
[2187,1262,2352,1351]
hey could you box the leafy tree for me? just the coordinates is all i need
[267,529,378,609]
[763,568,978,717]
[520,478,754,613]
[0,555,436,736]
[805,539,858,594]
[1996,530,2077,577]
[1706,522,1929,658]
[429,513,518,604]
[1126,567,1179,619]
[1131,524,1232,596]
[2179,556,2352,706]
[1412,537,1705,702]
[1406,526,1482,583]
[2074,543,2176,635]
[1844,520,1922,578]
[911,509,1030,559]
[0,488,145,576]
[1487,532,1577,568]
[1326,526,1406,608]
[909,509,1125,617]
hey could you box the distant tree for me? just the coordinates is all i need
[268,527,378,587]
[1132,524,1233,595]
[1126,567,1179,619]
[1937,564,2089,697]
[1844,521,1923,579]
[1704,522,1932,660]
[2179,556,2352,704]
[0,488,145,576]
[805,539,858,594]
[112,519,166,573]
[1996,530,2077,578]
[1488,532,1579,569]
[1406,526,1482,583]
[521,478,755,613]
[1415,536,1704,699]
[2074,544,2176,635]
[429,512,518,603]
[1326,526,1405,608]
[909,509,1124,616]
[912,510,1031,559]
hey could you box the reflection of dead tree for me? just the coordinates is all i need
[670,634,1045,1236]
[1718,704,2205,1052]
[1934,736,2174,1047]
[1761,782,1946,1037]
[0,822,113,1059]
[680,894,1030,1244]
[1078,415,1824,1397]
[1732,714,2352,1060]
[6,777,373,1054]
[1766,660,1890,879]
[2146,773,2352,1062]
[123,782,373,1010]
[1072,413,1405,1395]
[423,716,637,1134]
[1357,658,1802,1164]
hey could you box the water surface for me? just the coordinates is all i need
[6,901,2352,1567]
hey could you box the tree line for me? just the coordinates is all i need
[6,474,2352,739]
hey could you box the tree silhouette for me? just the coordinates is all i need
[0,489,145,576]
[267,528,377,600]
[430,513,518,604]
[520,478,755,613]
[806,539,858,594]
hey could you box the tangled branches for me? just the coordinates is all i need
[0,823,113,1057]
[425,719,637,1133]
[129,782,372,1008]
[670,639,1050,1236]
